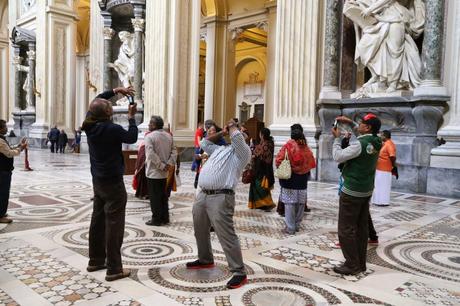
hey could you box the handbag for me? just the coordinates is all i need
[242,167,254,184]
[275,150,291,179]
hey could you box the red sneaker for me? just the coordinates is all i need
[368,239,379,246]
[226,275,248,289]
[186,260,215,269]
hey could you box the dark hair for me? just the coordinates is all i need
[0,119,6,129]
[204,119,215,130]
[290,123,303,132]
[209,123,222,133]
[291,128,304,141]
[362,117,381,136]
[150,115,164,129]
[260,127,273,142]
[382,130,391,139]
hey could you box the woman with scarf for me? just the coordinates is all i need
[133,131,152,199]
[275,126,316,235]
[248,128,275,211]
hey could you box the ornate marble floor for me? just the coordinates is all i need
[1,150,460,306]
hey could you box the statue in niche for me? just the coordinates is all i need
[22,0,36,12]
[16,62,32,110]
[344,0,425,97]
[248,72,260,84]
[109,31,135,89]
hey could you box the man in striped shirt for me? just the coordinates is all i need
[187,119,251,289]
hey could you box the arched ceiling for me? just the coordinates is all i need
[76,0,90,54]
[201,0,269,17]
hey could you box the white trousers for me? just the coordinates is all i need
[372,170,392,206]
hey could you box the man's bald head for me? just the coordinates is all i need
[89,98,112,119]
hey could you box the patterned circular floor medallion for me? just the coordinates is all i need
[121,238,193,267]
[53,226,148,249]
[12,206,72,218]
[170,263,232,283]
[381,240,460,282]
[26,182,91,192]
[242,287,314,306]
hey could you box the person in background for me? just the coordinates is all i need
[248,127,276,211]
[275,127,316,235]
[133,130,152,200]
[73,128,82,153]
[191,122,204,171]
[331,114,382,275]
[0,120,27,224]
[372,130,397,206]
[144,116,177,226]
[47,125,60,153]
[277,124,313,216]
[82,86,138,282]
[58,129,68,153]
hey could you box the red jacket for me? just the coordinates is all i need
[275,139,316,175]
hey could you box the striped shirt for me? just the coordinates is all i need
[198,130,251,190]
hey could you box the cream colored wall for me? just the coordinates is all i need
[88,0,103,101]
[227,0,266,15]
[235,59,266,119]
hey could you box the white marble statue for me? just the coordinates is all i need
[16,63,32,109]
[344,0,425,96]
[22,0,36,12]
[109,31,135,88]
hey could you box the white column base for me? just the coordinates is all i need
[319,86,342,100]
[414,80,448,96]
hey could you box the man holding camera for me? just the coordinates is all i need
[81,86,138,281]
[331,114,382,275]
[187,119,251,289]
[0,120,27,224]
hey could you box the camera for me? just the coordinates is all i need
[128,95,135,105]
[332,119,338,128]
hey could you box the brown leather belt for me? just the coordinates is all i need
[201,189,234,195]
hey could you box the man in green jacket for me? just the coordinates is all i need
[332,113,382,275]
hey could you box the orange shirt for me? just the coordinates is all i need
[376,139,396,172]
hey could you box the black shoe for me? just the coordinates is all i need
[145,219,163,226]
[210,226,215,232]
[86,264,106,272]
[186,260,215,269]
[226,275,247,289]
[333,265,361,276]
[304,207,311,212]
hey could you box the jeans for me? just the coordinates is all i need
[0,171,12,217]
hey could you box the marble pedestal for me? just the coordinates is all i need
[317,96,449,194]
[12,110,36,138]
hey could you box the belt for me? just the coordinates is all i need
[201,189,234,195]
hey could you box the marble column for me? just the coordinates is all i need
[319,0,342,100]
[0,40,8,121]
[132,17,145,106]
[270,0,323,132]
[430,0,460,171]
[12,46,22,111]
[26,43,36,112]
[264,2,277,127]
[414,0,447,96]
[103,27,115,91]
[203,18,235,126]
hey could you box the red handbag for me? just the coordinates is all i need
[242,168,254,184]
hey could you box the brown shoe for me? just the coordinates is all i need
[86,264,106,272]
[105,269,131,282]
[0,217,12,224]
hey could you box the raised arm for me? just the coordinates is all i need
[332,137,361,164]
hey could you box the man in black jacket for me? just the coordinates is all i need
[47,126,60,153]
[82,86,138,281]
[0,120,27,224]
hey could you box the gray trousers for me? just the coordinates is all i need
[192,191,246,276]
[285,203,305,234]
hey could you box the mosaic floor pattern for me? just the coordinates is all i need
[0,150,459,305]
